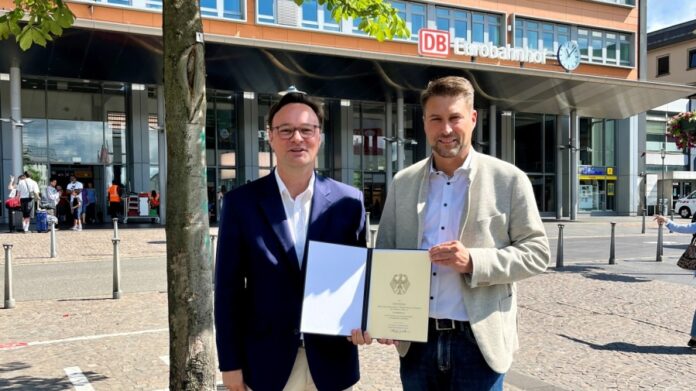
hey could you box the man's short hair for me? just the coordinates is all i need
[267,92,324,131]
[420,76,475,110]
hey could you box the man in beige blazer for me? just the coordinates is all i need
[376,76,550,390]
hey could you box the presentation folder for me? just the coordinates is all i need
[300,241,431,342]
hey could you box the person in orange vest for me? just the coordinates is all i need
[149,190,160,215]
[107,180,121,220]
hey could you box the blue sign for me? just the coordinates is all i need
[579,166,606,175]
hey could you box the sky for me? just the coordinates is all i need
[647,0,696,32]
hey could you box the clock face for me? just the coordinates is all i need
[558,41,581,71]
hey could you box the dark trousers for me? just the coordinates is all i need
[109,201,121,219]
[400,320,504,391]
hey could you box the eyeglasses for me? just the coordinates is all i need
[271,125,319,140]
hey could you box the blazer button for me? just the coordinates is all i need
[293,328,300,335]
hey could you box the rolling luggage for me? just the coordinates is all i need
[36,210,48,233]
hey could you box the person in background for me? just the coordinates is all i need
[70,189,83,231]
[108,180,122,220]
[83,182,97,224]
[654,214,696,350]
[217,185,227,214]
[66,175,83,226]
[5,175,20,233]
[149,190,160,215]
[16,171,40,233]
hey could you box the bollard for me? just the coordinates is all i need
[112,238,122,299]
[608,222,616,265]
[3,244,15,309]
[365,212,372,249]
[641,209,646,234]
[112,218,119,239]
[50,222,57,258]
[656,222,663,262]
[555,224,564,269]
[210,234,218,281]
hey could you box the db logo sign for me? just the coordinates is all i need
[418,29,450,57]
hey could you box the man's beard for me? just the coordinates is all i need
[432,139,463,158]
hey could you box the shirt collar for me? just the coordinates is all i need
[429,149,475,178]
[274,168,315,202]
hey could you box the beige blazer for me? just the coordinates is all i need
[376,150,550,374]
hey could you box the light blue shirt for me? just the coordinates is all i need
[421,150,474,322]
[665,219,696,234]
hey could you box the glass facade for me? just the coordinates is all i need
[578,118,617,212]
[515,18,633,66]
[514,113,556,213]
[205,90,239,222]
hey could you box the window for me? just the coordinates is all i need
[515,19,570,53]
[258,0,275,23]
[301,0,340,31]
[435,7,501,44]
[390,1,425,41]
[200,0,243,20]
[657,55,670,76]
[689,49,696,69]
[516,19,632,65]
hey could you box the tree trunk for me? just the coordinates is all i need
[162,2,215,390]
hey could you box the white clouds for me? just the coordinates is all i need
[648,0,696,32]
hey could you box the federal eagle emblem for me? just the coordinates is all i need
[390,274,410,295]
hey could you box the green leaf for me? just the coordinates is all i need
[0,22,9,40]
[18,31,33,51]
[31,28,47,46]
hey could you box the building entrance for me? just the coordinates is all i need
[50,165,105,223]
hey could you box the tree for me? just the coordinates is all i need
[0,0,74,50]
[3,1,407,389]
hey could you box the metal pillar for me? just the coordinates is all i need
[489,104,497,157]
[555,224,564,268]
[112,218,119,239]
[656,222,663,262]
[608,222,616,265]
[112,238,122,299]
[3,244,15,309]
[397,95,405,172]
[50,222,57,258]
[570,110,579,221]
[10,66,22,177]
[157,85,167,224]
[556,118,563,219]
[386,100,393,192]
[211,233,218,281]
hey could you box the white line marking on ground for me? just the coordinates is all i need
[64,366,95,391]
[0,328,168,351]
[160,355,170,366]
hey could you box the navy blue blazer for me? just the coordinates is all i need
[215,172,366,391]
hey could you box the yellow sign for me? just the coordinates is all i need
[579,175,617,180]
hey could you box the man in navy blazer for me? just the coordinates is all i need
[215,91,367,391]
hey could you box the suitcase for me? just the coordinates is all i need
[11,210,23,231]
[36,210,48,233]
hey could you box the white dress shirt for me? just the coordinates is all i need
[275,169,315,267]
[421,150,474,321]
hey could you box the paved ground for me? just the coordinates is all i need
[1,217,695,390]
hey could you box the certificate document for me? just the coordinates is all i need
[300,241,430,342]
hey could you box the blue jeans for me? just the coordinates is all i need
[400,322,504,391]
[691,308,696,338]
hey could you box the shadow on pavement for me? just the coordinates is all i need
[559,334,696,355]
[56,297,113,302]
[0,362,30,373]
[553,265,650,283]
[0,362,109,390]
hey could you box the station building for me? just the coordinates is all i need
[0,0,693,224]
